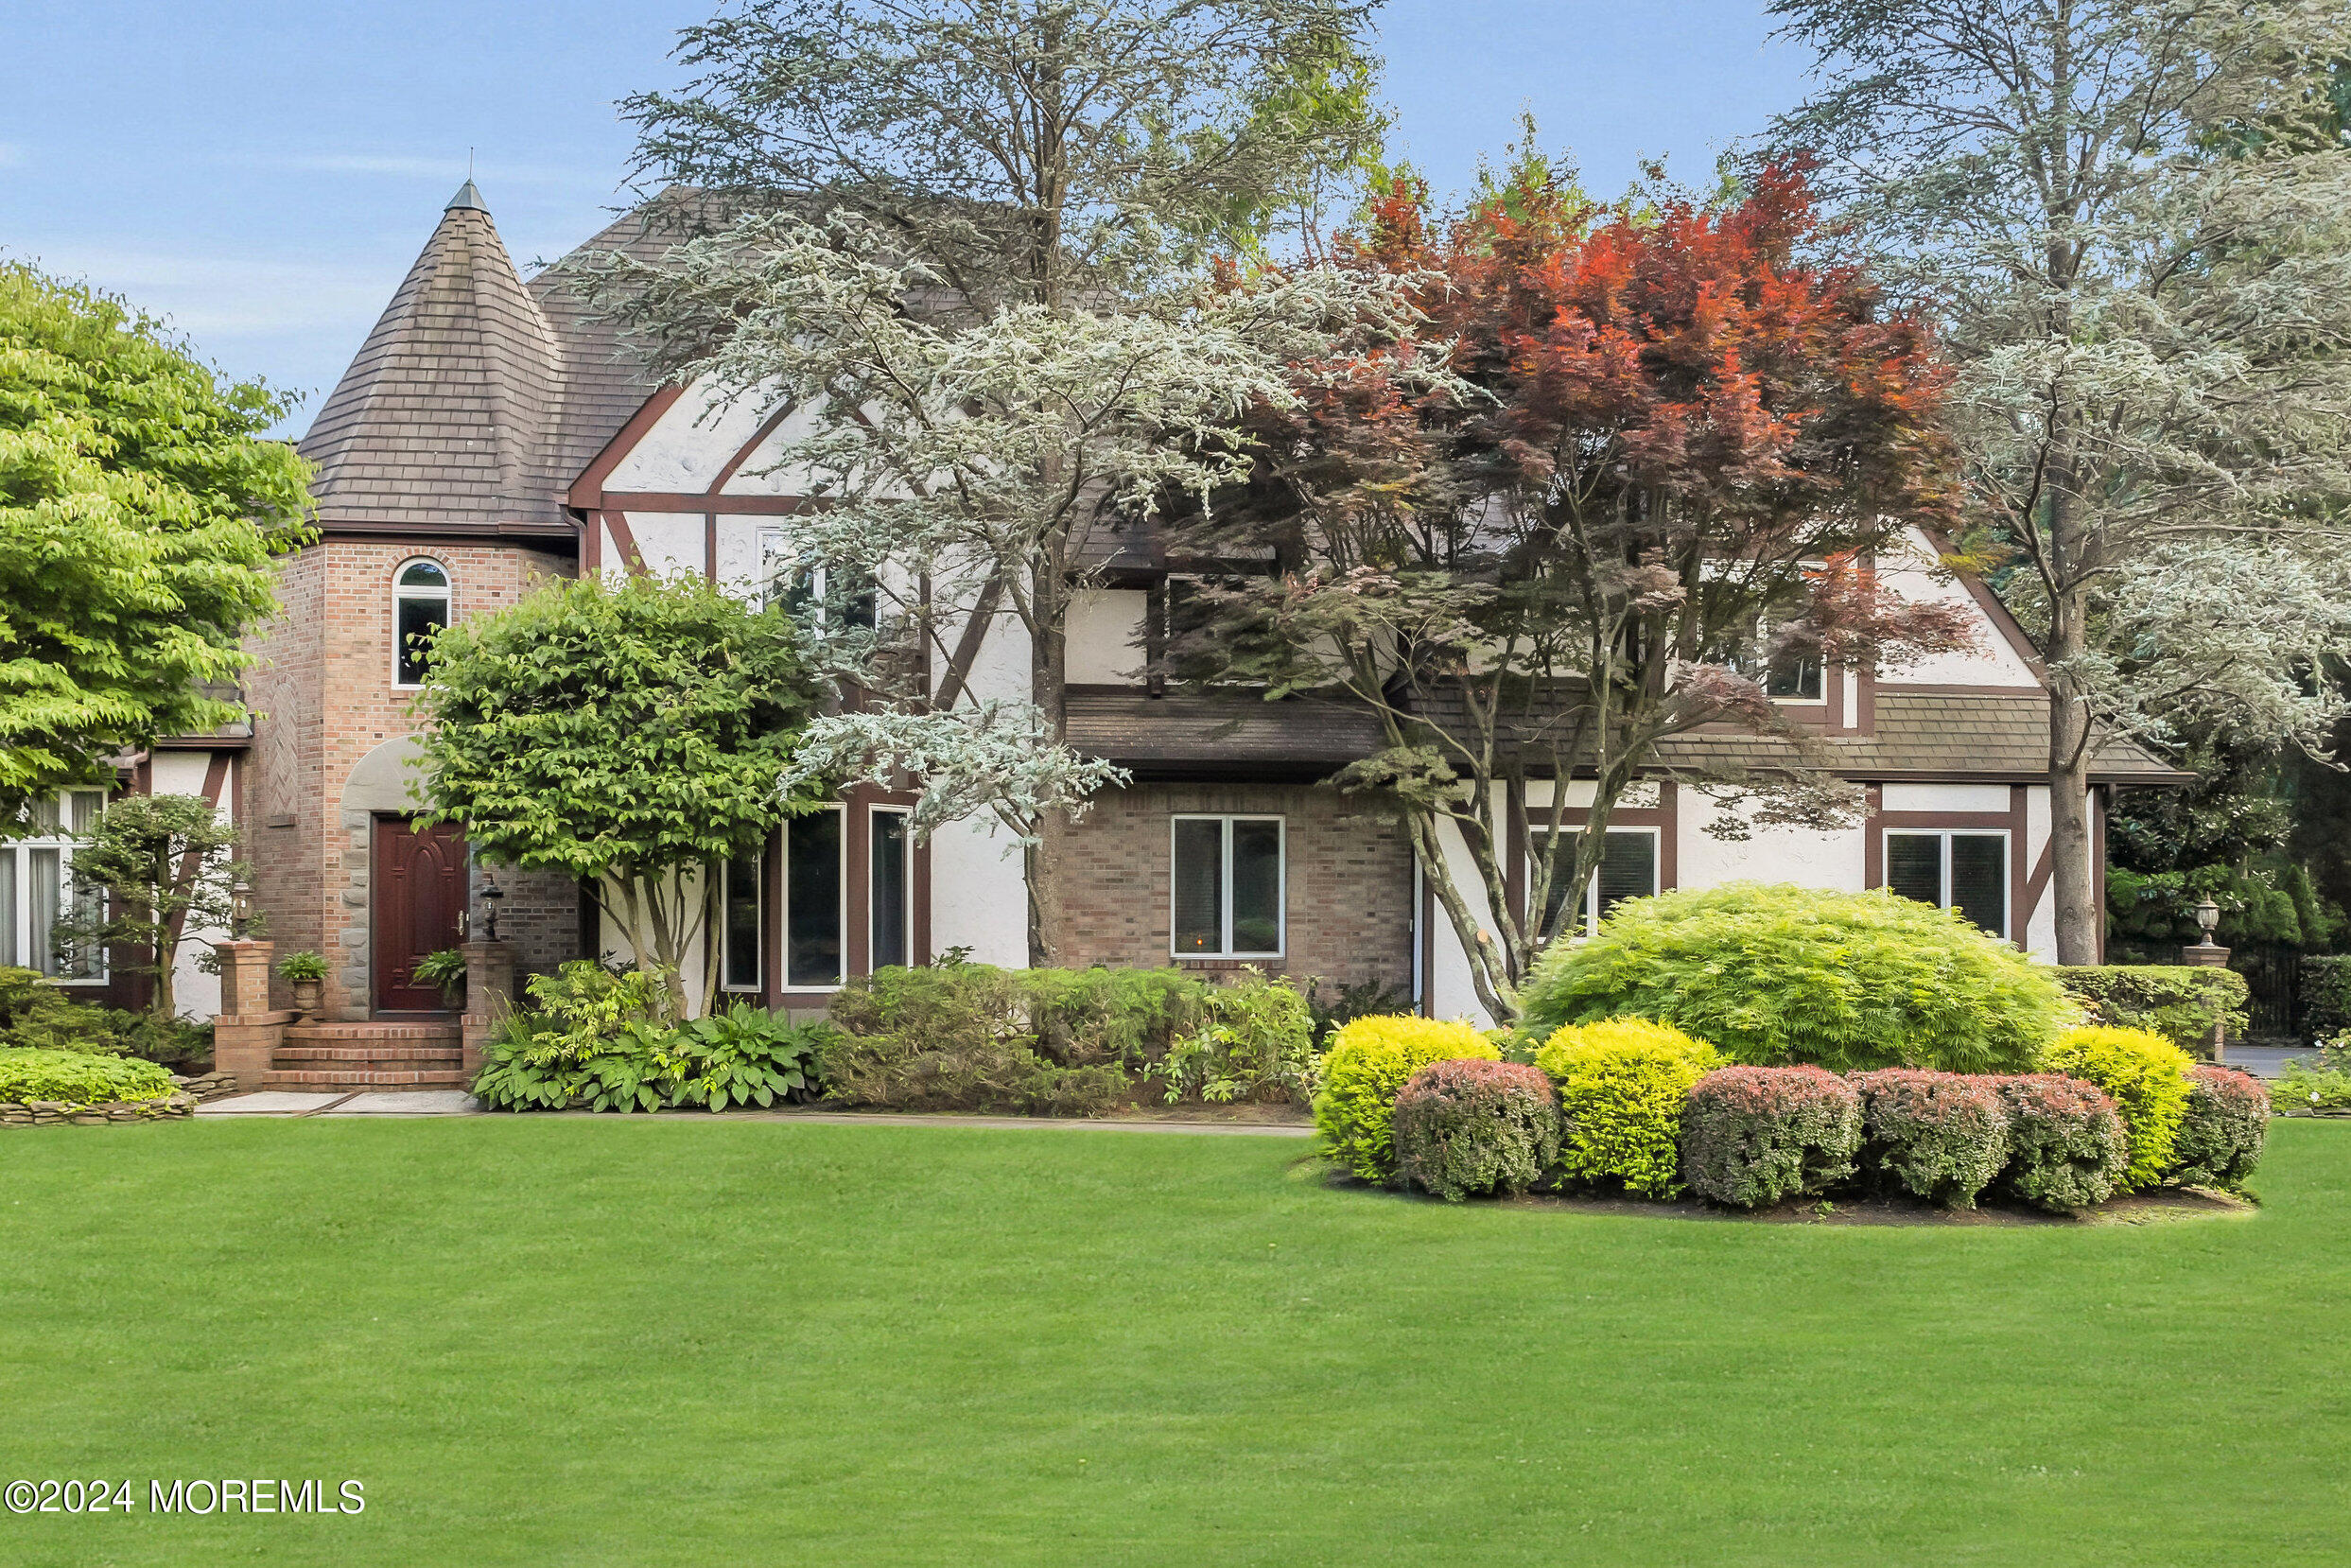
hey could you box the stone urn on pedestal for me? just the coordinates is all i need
[276,950,329,1021]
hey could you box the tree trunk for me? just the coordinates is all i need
[2047,681,2099,964]
[1027,555,1070,969]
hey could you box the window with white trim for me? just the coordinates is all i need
[392,559,452,687]
[3,790,106,982]
[1534,827,1661,938]
[758,528,876,630]
[870,807,911,971]
[1885,829,2008,938]
[721,851,764,993]
[1171,815,1283,958]
[783,807,845,989]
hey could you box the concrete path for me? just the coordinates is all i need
[2227,1045,2322,1081]
[192,1092,1314,1135]
[323,1090,481,1115]
[199,1091,355,1116]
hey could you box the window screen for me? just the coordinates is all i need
[785,810,843,987]
[723,853,762,992]
[871,810,910,970]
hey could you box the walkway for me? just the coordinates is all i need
[196,1091,1316,1135]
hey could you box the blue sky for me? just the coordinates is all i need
[0,1,1814,436]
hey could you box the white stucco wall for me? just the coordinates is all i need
[625,513,706,583]
[1066,589,1146,684]
[1878,530,2040,688]
[926,814,1030,967]
[147,751,230,1020]
[603,382,771,494]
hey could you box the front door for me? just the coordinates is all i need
[373,817,466,1013]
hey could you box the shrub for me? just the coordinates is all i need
[1517,883,2064,1073]
[0,967,120,1054]
[2168,1065,2269,1189]
[1022,966,1208,1067]
[1314,1016,1499,1183]
[1996,1074,2128,1211]
[2302,955,2351,1040]
[1305,976,1413,1047]
[1159,969,1318,1105]
[817,963,1137,1116]
[2054,966,2248,1058]
[0,1046,177,1108]
[1850,1070,2010,1208]
[1391,1059,1561,1201]
[2273,1056,2351,1112]
[1535,1019,1720,1197]
[2038,1026,2193,1191]
[1679,1066,1862,1209]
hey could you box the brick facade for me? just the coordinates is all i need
[242,537,580,1019]
[1048,782,1416,995]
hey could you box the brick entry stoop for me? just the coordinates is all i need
[263,1020,467,1091]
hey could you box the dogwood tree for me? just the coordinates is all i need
[1767,0,2351,960]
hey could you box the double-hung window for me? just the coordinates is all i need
[782,807,845,989]
[3,790,106,982]
[1885,830,2008,938]
[1534,827,1660,939]
[1171,815,1283,958]
[758,528,877,630]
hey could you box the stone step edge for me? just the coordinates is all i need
[260,1071,471,1089]
[274,1047,463,1063]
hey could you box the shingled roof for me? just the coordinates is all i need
[299,185,665,535]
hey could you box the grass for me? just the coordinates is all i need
[3,1117,2349,1566]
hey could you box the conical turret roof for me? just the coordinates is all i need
[300,183,566,529]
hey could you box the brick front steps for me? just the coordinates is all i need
[259,1021,467,1092]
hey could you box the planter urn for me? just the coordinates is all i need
[290,979,322,1020]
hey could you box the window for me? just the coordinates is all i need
[1764,650,1825,702]
[392,559,452,687]
[783,807,845,988]
[3,791,105,982]
[870,807,911,971]
[1171,815,1283,958]
[758,528,876,630]
[1885,830,2008,938]
[1535,827,1661,938]
[721,852,763,993]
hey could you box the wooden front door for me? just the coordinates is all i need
[373,817,466,1013]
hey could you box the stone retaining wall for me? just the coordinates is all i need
[1,1092,198,1126]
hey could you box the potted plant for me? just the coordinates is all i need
[412,947,467,1009]
[275,950,329,1019]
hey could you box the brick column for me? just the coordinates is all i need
[2183,943,2232,1062]
[211,940,292,1084]
[461,939,517,1075]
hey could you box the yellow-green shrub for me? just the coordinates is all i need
[1313,1016,1498,1182]
[2038,1025,2193,1191]
[1535,1019,1721,1197]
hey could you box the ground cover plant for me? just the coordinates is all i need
[1518,884,2066,1073]
[0,1045,176,1107]
[1,1117,2344,1565]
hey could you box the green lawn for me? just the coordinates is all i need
[3,1118,2349,1567]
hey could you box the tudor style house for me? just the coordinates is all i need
[83,182,2179,1081]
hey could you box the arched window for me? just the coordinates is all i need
[393,559,451,687]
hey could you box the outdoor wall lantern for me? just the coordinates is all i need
[230,880,253,940]
[2192,896,2221,945]
[479,873,506,943]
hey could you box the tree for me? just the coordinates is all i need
[0,264,313,825]
[1172,158,1972,1021]
[591,0,1392,963]
[409,574,821,1016]
[54,793,250,1021]
[1766,0,2351,960]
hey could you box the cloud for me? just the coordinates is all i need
[11,245,397,339]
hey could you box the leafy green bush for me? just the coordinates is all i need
[1305,976,1413,1046]
[274,950,329,984]
[1850,1069,2010,1208]
[1518,883,2064,1073]
[1391,1058,1560,1202]
[0,1047,177,1108]
[1023,966,1207,1067]
[2273,1057,2351,1112]
[412,948,468,1006]
[2054,966,2248,1058]
[1679,1065,1861,1209]
[1996,1074,2128,1211]
[1535,1019,1720,1197]
[2038,1026,2193,1191]
[818,963,1138,1116]
[2168,1065,2268,1190]
[1314,1016,1499,1183]
[1159,970,1317,1104]
[2302,956,2351,1041]
[0,966,120,1054]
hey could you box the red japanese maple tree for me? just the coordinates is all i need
[1176,158,1975,1019]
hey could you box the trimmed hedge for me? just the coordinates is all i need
[1679,1065,1861,1209]
[1536,1019,1720,1197]
[2054,966,2249,1058]
[2039,1026,2193,1192]
[1518,883,2064,1073]
[1851,1069,2011,1208]
[2169,1065,2269,1189]
[1392,1058,1561,1202]
[1997,1074,2129,1211]
[2303,955,2351,1041]
[1314,1016,1499,1183]
[0,1047,178,1109]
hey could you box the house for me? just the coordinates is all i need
[166,183,2181,1079]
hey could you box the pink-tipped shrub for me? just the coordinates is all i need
[2168,1065,2269,1190]
[1996,1073,2128,1211]
[1850,1069,2010,1208]
[1392,1058,1562,1202]
[1680,1066,1863,1209]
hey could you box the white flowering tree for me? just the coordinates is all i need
[1769,0,2351,959]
